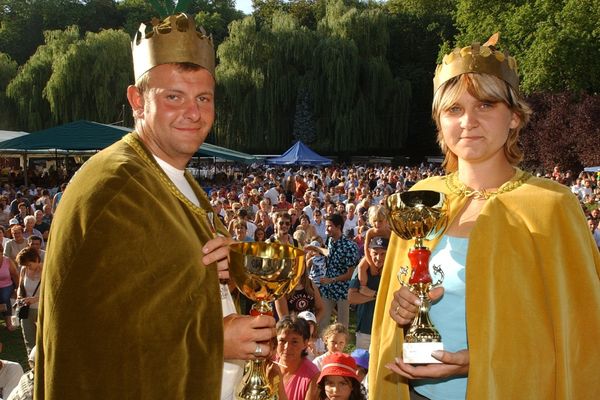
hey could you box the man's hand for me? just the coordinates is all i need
[223,314,276,361]
[202,236,234,280]
[389,286,444,326]
[385,349,469,379]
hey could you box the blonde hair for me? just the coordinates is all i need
[432,73,532,173]
[367,205,388,226]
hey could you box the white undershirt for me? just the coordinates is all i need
[153,155,200,206]
[153,155,243,400]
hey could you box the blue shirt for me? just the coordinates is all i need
[319,236,359,301]
[413,235,468,400]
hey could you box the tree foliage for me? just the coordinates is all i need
[44,29,132,124]
[0,52,18,129]
[453,0,600,93]
[521,92,600,171]
[215,0,411,155]
[6,27,80,131]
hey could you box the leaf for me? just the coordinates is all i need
[174,0,194,14]
[146,0,173,18]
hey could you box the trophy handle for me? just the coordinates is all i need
[431,264,444,287]
[397,266,410,288]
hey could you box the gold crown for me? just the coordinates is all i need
[132,13,215,81]
[433,33,519,94]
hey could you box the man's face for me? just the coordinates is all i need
[29,240,42,250]
[276,217,291,235]
[325,220,341,239]
[369,248,387,269]
[128,64,215,169]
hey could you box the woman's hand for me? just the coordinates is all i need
[389,286,444,326]
[385,349,469,379]
[22,296,39,306]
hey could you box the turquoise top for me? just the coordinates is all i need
[413,235,469,400]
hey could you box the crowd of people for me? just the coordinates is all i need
[0,156,596,399]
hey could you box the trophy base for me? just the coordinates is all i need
[403,342,444,364]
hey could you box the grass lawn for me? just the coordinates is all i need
[0,319,30,371]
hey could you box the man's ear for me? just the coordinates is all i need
[127,85,144,119]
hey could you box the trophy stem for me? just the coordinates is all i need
[237,359,277,400]
[250,301,273,317]
[405,287,441,343]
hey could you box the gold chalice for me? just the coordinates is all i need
[228,242,306,400]
[386,190,449,363]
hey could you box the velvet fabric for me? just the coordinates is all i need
[369,170,600,399]
[35,133,224,399]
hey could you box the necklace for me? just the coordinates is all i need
[445,169,531,200]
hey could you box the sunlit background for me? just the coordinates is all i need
[235,0,253,14]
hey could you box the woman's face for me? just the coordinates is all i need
[439,90,519,167]
[277,329,307,362]
[255,230,265,240]
[324,376,353,400]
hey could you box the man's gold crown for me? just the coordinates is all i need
[132,13,215,81]
[433,33,519,94]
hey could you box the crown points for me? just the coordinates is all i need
[131,13,215,82]
[433,32,519,94]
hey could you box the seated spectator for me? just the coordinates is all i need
[0,355,23,399]
[4,225,28,264]
[22,217,43,248]
[6,346,35,400]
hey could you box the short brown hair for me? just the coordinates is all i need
[16,246,41,266]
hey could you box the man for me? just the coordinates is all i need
[4,225,27,263]
[266,212,297,246]
[35,14,274,400]
[33,210,50,241]
[316,213,359,333]
[27,236,45,262]
[348,236,388,350]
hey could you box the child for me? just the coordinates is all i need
[306,238,327,288]
[298,311,326,360]
[358,205,390,294]
[351,349,369,398]
[317,352,367,400]
[312,323,349,370]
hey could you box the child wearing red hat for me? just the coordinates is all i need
[317,353,366,400]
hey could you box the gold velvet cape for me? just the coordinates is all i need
[369,170,600,399]
[35,133,224,399]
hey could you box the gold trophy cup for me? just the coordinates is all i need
[386,190,449,364]
[228,242,306,400]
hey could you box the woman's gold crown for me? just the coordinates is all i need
[132,13,214,81]
[433,33,519,94]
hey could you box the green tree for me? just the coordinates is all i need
[0,52,18,129]
[453,0,600,93]
[6,26,80,131]
[44,29,132,124]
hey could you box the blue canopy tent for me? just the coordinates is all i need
[584,166,600,172]
[267,141,332,166]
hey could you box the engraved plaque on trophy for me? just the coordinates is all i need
[386,190,449,364]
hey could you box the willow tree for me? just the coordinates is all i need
[215,13,315,153]
[312,0,411,154]
[6,27,80,131]
[215,0,411,155]
[0,52,18,129]
[44,29,132,124]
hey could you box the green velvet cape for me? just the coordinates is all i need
[35,133,224,399]
[369,170,600,399]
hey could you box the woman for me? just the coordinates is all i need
[253,227,266,242]
[0,242,18,331]
[370,35,600,399]
[16,246,42,352]
[276,316,319,400]
[297,214,317,241]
